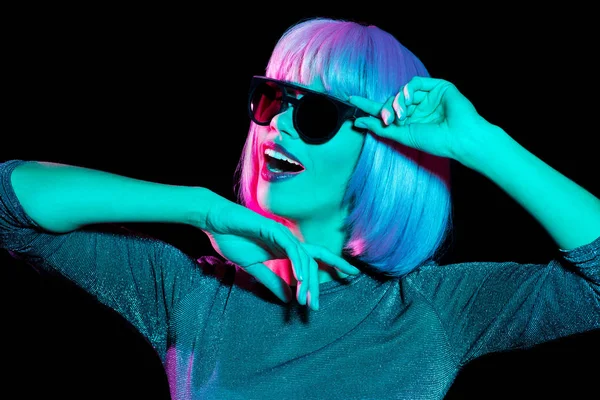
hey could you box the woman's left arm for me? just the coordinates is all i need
[349,76,600,251]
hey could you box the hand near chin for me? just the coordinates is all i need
[349,76,493,163]
[195,194,360,310]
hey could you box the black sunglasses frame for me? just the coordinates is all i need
[248,75,369,145]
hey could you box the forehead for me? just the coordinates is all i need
[304,78,325,92]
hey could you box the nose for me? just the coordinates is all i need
[269,105,299,139]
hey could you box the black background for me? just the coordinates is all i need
[1,4,598,399]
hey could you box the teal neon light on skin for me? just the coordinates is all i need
[1,17,599,398]
[257,73,600,307]
[257,79,366,296]
[349,76,600,251]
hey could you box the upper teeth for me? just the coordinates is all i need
[265,148,302,166]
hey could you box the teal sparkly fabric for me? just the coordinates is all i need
[1,159,599,399]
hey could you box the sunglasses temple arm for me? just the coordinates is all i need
[352,108,371,119]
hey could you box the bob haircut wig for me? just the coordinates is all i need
[234,17,453,277]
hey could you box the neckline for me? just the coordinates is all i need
[317,253,379,294]
[317,270,367,294]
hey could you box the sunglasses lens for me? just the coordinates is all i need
[296,95,339,140]
[250,81,282,124]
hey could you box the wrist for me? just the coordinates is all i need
[184,186,221,230]
[454,122,509,172]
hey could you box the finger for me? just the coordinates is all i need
[406,104,417,119]
[380,95,396,126]
[406,91,427,107]
[392,90,407,123]
[296,280,306,305]
[347,95,385,117]
[293,244,310,289]
[301,247,314,286]
[354,115,417,147]
[298,267,309,306]
[404,76,453,109]
[274,223,305,282]
[401,93,426,123]
[405,76,447,96]
[307,258,319,310]
[273,223,315,306]
[393,85,429,124]
[300,249,313,304]
[245,262,294,303]
[304,243,361,275]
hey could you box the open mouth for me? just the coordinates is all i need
[265,154,305,174]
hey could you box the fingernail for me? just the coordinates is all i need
[381,109,392,126]
[355,120,367,128]
[403,85,410,104]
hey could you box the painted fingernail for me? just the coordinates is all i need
[393,92,401,117]
[404,85,410,104]
[381,109,392,126]
[296,267,303,281]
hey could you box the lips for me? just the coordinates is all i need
[262,141,305,170]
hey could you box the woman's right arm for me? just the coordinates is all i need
[1,159,229,362]
[6,159,355,309]
[10,160,217,233]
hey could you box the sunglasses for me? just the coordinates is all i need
[248,76,369,145]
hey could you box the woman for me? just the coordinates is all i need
[1,17,599,399]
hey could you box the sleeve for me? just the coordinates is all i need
[0,159,213,362]
[406,235,600,367]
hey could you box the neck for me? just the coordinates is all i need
[266,209,349,285]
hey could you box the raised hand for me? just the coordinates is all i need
[349,76,493,163]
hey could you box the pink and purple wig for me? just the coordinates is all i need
[234,17,453,277]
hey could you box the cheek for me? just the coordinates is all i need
[313,127,365,179]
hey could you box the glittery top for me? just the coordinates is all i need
[1,159,599,400]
